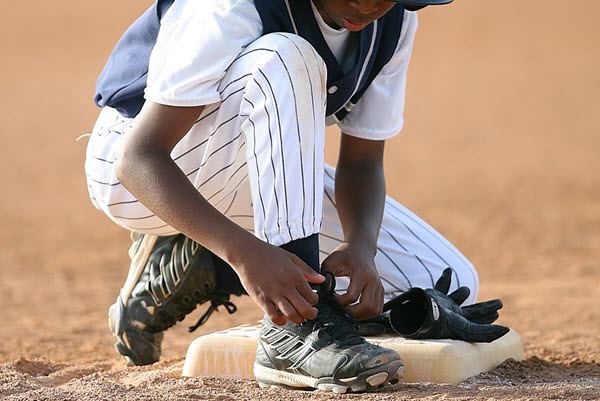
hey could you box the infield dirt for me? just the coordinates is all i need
[1,0,599,400]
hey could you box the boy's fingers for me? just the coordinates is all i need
[297,281,319,306]
[293,257,325,284]
[349,283,379,320]
[303,269,325,284]
[348,302,366,319]
[264,302,287,326]
[375,285,385,314]
[338,280,363,306]
[276,298,304,325]
[287,292,318,321]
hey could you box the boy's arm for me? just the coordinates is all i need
[322,13,418,320]
[322,133,386,320]
[115,101,323,326]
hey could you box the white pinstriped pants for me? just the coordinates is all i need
[85,33,479,302]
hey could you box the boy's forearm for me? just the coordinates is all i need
[113,101,264,269]
[115,146,261,269]
[334,159,386,256]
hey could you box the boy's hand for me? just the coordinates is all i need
[233,241,325,326]
[321,242,384,320]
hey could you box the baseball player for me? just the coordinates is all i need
[85,0,506,392]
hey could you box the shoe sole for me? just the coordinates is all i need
[108,299,161,366]
[108,300,137,365]
[254,360,404,393]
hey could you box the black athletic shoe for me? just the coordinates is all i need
[108,233,237,366]
[254,272,403,393]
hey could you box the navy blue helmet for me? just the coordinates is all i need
[392,0,454,11]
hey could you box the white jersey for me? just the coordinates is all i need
[145,0,418,140]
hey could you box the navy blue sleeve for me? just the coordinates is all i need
[93,0,174,118]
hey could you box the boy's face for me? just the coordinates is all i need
[313,0,396,32]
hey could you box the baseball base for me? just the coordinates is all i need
[181,323,524,384]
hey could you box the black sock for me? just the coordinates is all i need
[280,233,320,273]
[212,255,247,296]
[212,233,320,295]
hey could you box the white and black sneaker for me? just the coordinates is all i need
[108,233,237,366]
[254,272,403,393]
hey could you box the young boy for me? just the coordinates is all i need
[86,0,477,392]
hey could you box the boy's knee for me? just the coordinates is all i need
[245,33,327,88]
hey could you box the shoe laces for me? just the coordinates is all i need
[187,293,237,332]
[143,235,237,331]
[149,285,237,332]
[308,271,364,346]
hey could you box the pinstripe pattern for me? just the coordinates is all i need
[275,33,321,237]
[256,69,292,239]
[85,33,479,305]
[319,165,479,304]
[86,33,326,244]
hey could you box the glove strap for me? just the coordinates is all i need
[388,288,435,336]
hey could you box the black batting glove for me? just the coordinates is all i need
[358,268,510,343]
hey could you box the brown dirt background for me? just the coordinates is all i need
[1,0,599,399]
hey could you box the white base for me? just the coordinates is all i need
[181,322,524,384]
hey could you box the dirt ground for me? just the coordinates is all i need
[1,0,599,399]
